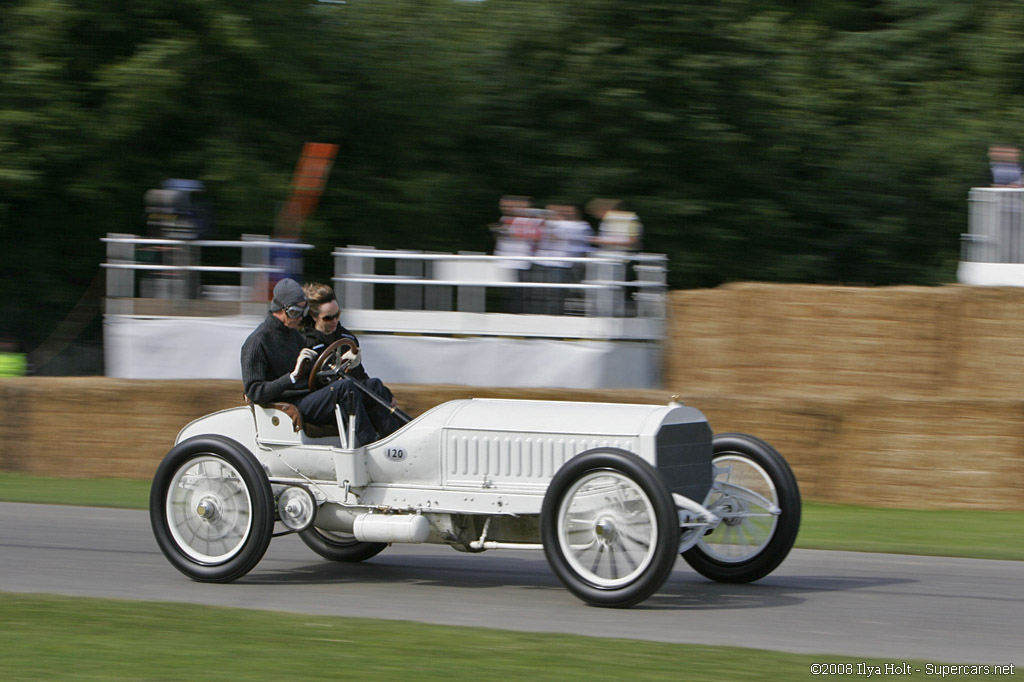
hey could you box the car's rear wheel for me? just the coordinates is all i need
[682,432,800,583]
[298,527,387,562]
[541,448,679,608]
[150,435,274,582]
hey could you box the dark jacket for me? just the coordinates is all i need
[303,324,370,382]
[241,313,309,404]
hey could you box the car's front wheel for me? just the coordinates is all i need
[541,448,679,608]
[682,432,800,583]
[150,435,274,582]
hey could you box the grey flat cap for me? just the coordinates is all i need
[270,278,306,311]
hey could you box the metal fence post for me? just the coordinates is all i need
[634,258,667,319]
[242,234,270,299]
[395,254,424,310]
[424,253,452,311]
[456,252,486,313]
[342,249,374,310]
[105,233,135,299]
[105,233,136,315]
[585,257,625,317]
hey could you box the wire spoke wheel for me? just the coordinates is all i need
[557,470,658,588]
[542,448,678,608]
[166,455,253,564]
[682,433,800,584]
[150,436,274,583]
[698,455,778,563]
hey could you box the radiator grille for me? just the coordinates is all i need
[655,421,713,503]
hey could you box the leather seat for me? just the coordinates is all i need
[244,396,339,439]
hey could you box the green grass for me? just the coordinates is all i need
[1,473,1021,560]
[0,593,1011,682]
[799,501,1024,561]
[0,474,151,509]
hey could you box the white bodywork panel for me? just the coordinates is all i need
[176,398,709,517]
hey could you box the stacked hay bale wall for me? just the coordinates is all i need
[663,283,1016,398]
[2,283,1023,510]
[661,283,1024,510]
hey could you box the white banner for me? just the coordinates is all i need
[358,334,660,389]
[104,315,261,380]
[104,315,660,388]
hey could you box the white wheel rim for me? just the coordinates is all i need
[699,454,778,563]
[165,455,253,564]
[556,470,658,589]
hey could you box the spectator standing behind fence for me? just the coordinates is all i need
[989,145,1022,186]
[492,195,542,312]
[552,203,596,263]
[586,198,643,252]
[533,204,595,315]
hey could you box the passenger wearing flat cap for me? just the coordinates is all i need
[240,278,392,445]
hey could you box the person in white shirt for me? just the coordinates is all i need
[587,198,643,252]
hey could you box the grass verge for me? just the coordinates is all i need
[0,474,151,509]
[0,473,1021,560]
[796,501,1023,561]
[0,593,1010,682]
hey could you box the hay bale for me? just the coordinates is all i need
[950,286,1024,398]
[13,378,242,479]
[725,283,958,397]
[664,287,744,394]
[667,284,963,398]
[826,398,1024,511]
[1,378,1022,509]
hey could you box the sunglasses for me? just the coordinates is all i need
[282,303,309,319]
[319,313,339,322]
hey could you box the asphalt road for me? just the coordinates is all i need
[1,502,1020,666]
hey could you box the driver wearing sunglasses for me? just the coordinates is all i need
[302,283,362,374]
[240,278,392,446]
[301,282,404,439]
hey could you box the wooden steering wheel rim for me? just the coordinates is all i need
[307,338,358,391]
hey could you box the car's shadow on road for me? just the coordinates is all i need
[243,550,564,590]
[238,547,914,612]
[639,572,915,611]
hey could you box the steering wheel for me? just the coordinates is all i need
[308,338,358,391]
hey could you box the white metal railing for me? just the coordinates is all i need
[102,236,668,320]
[962,188,1024,264]
[102,233,313,302]
[332,246,667,319]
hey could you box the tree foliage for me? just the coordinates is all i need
[3,0,1024,356]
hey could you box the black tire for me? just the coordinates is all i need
[298,526,387,562]
[541,448,679,608]
[150,435,274,583]
[682,432,801,583]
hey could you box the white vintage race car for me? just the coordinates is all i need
[150,341,801,608]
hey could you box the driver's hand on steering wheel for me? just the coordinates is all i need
[340,347,361,372]
[290,348,318,382]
